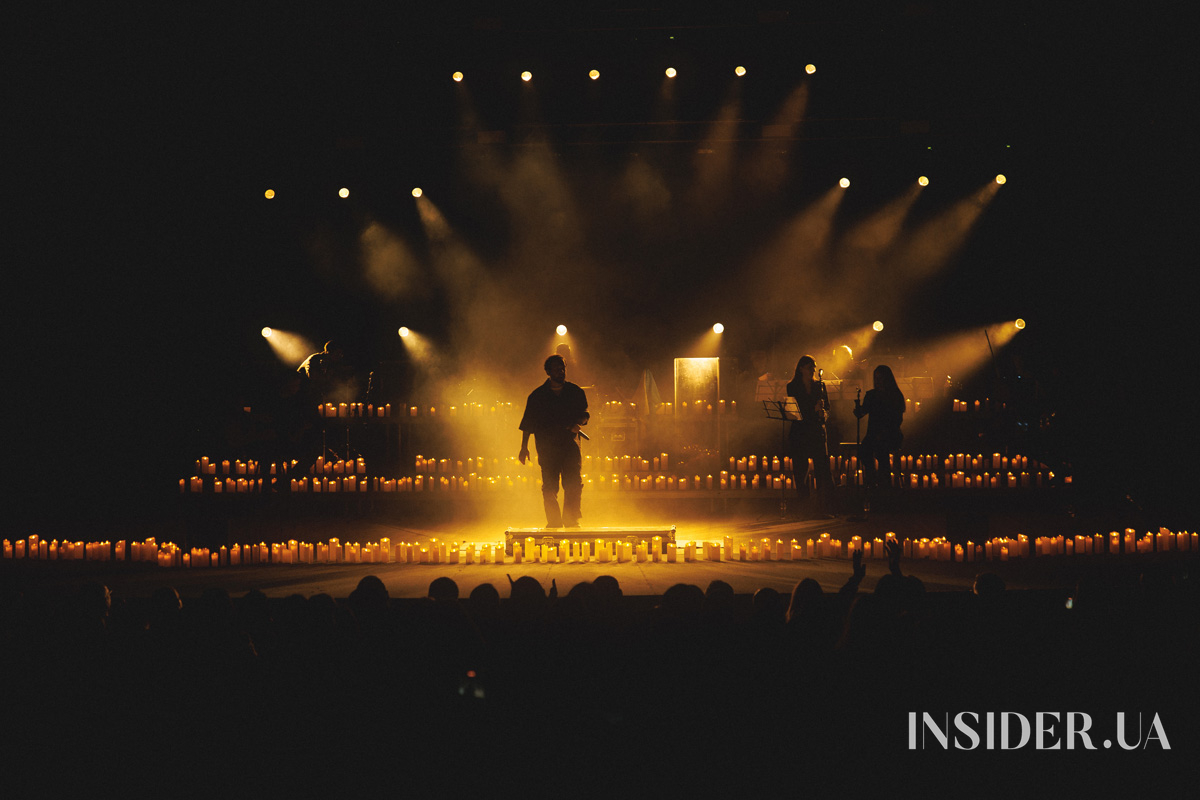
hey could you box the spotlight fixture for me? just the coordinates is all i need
[734,66,746,77]
[264,189,275,199]
[839,178,850,188]
[452,71,463,82]
[995,174,1007,185]
[665,67,677,78]
[588,69,599,80]
[713,323,725,334]
[521,71,532,82]
[399,327,410,338]
[1015,319,1026,330]
[873,321,884,332]
[806,64,816,74]
[338,187,350,198]
[261,327,273,338]
[411,188,423,198]
[556,325,568,336]
[918,176,929,186]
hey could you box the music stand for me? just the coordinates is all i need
[763,400,792,519]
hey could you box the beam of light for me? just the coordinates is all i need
[264,189,275,199]
[359,220,423,300]
[689,88,742,207]
[713,323,724,334]
[397,327,435,364]
[414,194,452,242]
[913,321,1022,402]
[806,64,816,74]
[556,325,568,336]
[521,71,532,82]
[262,328,316,367]
[918,176,929,186]
[736,184,844,321]
[589,69,599,80]
[892,180,1000,282]
[836,183,921,260]
[735,66,746,76]
[665,67,677,78]
[338,187,350,198]
[749,83,809,194]
[411,187,423,198]
[452,71,463,82]
[873,321,884,332]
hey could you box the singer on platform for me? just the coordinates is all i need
[518,354,589,528]
[787,354,834,518]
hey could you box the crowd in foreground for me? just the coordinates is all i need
[2,546,1196,796]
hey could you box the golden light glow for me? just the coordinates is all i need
[411,187,423,198]
[713,323,725,334]
[805,64,816,74]
[873,321,884,332]
[1015,319,1026,330]
[261,327,273,338]
[918,176,929,186]
[521,71,532,82]
[452,71,463,82]
[839,178,850,188]
[995,174,1007,185]
[589,69,599,80]
[556,325,568,336]
[338,187,350,198]
[734,66,746,77]
[665,67,677,78]
[399,327,410,338]
[264,189,275,199]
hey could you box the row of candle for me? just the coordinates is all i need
[398,402,515,418]
[318,402,392,418]
[6,529,1197,565]
[178,469,1057,495]
[952,398,1003,413]
[649,400,738,416]
[193,457,260,476]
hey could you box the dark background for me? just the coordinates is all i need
[8,2,1195,528]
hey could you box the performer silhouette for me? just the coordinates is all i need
[786,354,834,518]
[518,354,590,528]
[853,364,905,490]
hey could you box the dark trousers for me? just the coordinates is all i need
[860,433,901,489]
[537,441,583,527]
[790,423,832,509]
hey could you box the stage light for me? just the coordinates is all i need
[918,176,929,186]
[338,187,350,198]
[399,327,410,337]
[995,174,1007,185]
[556,325,568,336]
[589,69,599,80]
[665,67,677,78]
[1015,319,1026,330]
[713,323,724,334]
[734,66,746,77]
[839,178,850,188]
[806,64,816,74]
[452,71,463,82]
[261,327,273,338]
[873,321,884,332]
[521,71,532,82]
[411,187,423,198]
[264,189,275,199]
